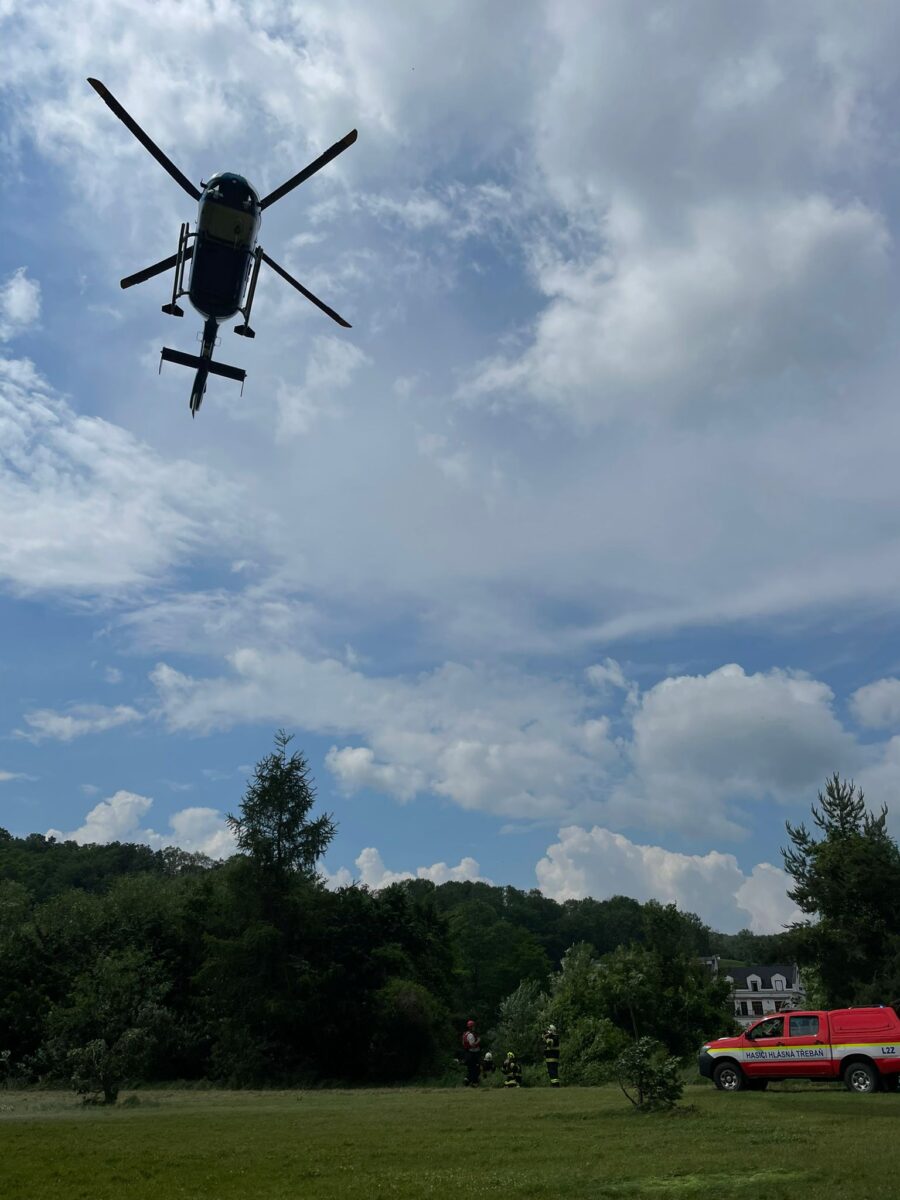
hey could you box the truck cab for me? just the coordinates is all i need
[699,1007,900,1094]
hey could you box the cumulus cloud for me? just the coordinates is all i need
[0,268,41,341]
[850,678,900,730]
[151,650,619,820]
[47,790,235,858]
[324,845,490,890]
[149,653,873,839]
[610,664,856,835]
[16,703,143,743]
[536,825,800,934]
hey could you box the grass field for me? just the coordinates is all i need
[2,1082,898,1199]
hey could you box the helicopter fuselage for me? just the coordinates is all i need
[188,172,261,321]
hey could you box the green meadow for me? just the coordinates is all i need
[2,1083,898,1200]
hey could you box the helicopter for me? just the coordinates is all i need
[87,78,357,417]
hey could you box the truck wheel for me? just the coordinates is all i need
[844,1061,879,1094]
[713,1062,744,1092]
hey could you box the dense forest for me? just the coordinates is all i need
[2,739,894,1098]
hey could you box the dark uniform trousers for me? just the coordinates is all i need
[465,1051,481,1086]
[544,1034,560,1086]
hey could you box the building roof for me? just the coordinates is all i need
[726,964,798,989]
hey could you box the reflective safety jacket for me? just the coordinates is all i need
[543,1032,560,1063]
[501,1058,522,1085]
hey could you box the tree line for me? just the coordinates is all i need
[0,735,895,1098]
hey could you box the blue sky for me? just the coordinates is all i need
[3,1,900,932]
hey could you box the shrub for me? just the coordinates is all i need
[615,1037,684,1112]
[67,1028,152,1105]
[561,1016,631,1086]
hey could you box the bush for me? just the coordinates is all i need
[488,979,546,1064]
[615,1037,684,1111]
[369,978,449,1080]
[561,1017,631,1086]
[67,1029,152,1105]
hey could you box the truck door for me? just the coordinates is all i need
[782,1013,831,1079]
[742,1016,786,1079]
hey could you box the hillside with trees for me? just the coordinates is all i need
[3,738,891,1096]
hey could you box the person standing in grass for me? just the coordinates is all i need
[461,1019,481,1087]
[481,1051,495,1081]
[501,1051,522,1088]
[543,1025,560,1087]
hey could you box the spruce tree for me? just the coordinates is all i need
[227,730,335,880]
[782,774,900,1006]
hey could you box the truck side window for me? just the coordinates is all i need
[747,1017,784,1040]
[789,1015,819,1038]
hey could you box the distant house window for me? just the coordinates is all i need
[775,1000,785,1011]
[773,976,785,991]
[752,1000,764,1016]
[750,980,760,992]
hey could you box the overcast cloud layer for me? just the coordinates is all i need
[5,1,900,932]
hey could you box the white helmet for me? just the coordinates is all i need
[483,1052,492,1062]
[547,1025,557,1034]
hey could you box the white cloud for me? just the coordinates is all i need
[49,790,153,844]
[536,825,800,934]
[151,651,619,820]
[0,268,41,341]
[850,678,900,730]
[104,666,123,684]
[0,356,258,595]
[324,845,490,890]
[0,770,26,782]
[47,790,235,858]
[471,195,889,425]
[325,746,425,803]
[275,336,369,439]
[611,664,856,835]
[150,650,876,836]
[17,703,143,743]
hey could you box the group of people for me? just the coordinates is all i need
[460,1019,560,1089]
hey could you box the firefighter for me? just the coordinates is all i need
[461,1019,481,1087]
[481,1051,495,1080]
[501,1051,522,1087]
[543,1024,560,1087]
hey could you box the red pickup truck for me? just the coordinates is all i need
[699,1007,900,1093]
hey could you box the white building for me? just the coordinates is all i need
[725,963,805,1026]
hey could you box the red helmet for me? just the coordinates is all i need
[466,1020,476,1029]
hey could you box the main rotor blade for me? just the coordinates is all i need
[120,245,193,290]
[261,251,351,328]
[259,129,358,210]
[87,78,201,201]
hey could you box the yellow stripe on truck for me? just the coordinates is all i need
[707,1043,900,1061]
